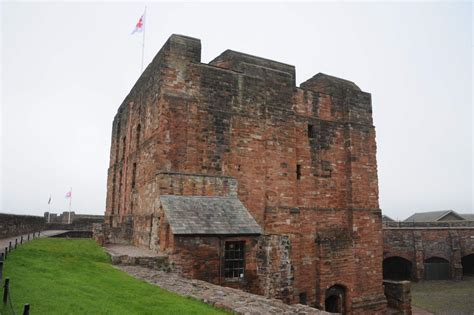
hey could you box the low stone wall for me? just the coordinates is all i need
[383,280,411,314]
[50,231,93,238]
[0,213,45,239]
[46,217,104,231]
[120,265,331,315]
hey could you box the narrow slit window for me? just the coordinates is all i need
[224,241,245,279]
[131,163,137,189]
[136,124,141,150]
[296,164,302,180]
[115,121,121,163]
[308,124,314,138]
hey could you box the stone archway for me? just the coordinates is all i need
[383,256,413,280]
[325,285,346,313]
[424,257,450,280]
[461,254,474,276]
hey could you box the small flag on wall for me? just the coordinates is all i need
[131,13,145,34]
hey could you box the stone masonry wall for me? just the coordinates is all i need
[169,235,261,292]
[383,226,474,280]
[46,217,105,231]
[0,213,45,239]
[103,34,386,313]
[383,280,411,315]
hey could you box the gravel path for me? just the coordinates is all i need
[118,265,331,315]
[0,230,67,253]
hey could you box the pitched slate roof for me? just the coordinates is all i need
[382,215,395,222]
[404,210,465,222]
[461,213,474,221]
[160,195,262,235]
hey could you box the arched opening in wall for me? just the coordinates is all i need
[461,254,474,276]
[424,257,450,280]
[383,256,412,280]
[325,285,345,313]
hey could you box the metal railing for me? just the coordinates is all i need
[0,231,41,315]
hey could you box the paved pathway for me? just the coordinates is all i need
[119,265,330,315]
[0,230,67,254]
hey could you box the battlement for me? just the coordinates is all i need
[210,49,296,84]
[300,72,361,96]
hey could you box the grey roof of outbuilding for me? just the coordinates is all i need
[160,195,262,235]
[461,213,474,221]
[404,210,465,222]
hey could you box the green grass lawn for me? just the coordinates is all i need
[411,276,474,314]
[0,238,227,315]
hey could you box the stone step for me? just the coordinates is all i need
[104,245,171,271]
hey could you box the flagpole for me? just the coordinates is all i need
[68,187,72,224]
[48,195,51,223]
[141,6,147,72]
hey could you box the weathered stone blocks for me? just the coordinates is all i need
[102,34,386,314]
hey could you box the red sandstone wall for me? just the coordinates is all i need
[104,34,386,313]
[169,235,260,291]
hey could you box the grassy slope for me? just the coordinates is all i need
[411,277,474,314]
[1,238,227,315]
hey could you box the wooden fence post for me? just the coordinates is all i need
[3,278,9,305]
[23,303,30,315]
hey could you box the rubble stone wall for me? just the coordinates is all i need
[0,213,45,239]
[383,226,474,280]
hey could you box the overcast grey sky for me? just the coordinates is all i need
[1,1,472,220]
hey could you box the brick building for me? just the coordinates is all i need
[102,34,386,313]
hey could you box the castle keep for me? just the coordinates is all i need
[103,34,386,313]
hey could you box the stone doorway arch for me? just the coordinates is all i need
[383,256,412,280]
[325,285,346,313]
[424,257,450,280]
